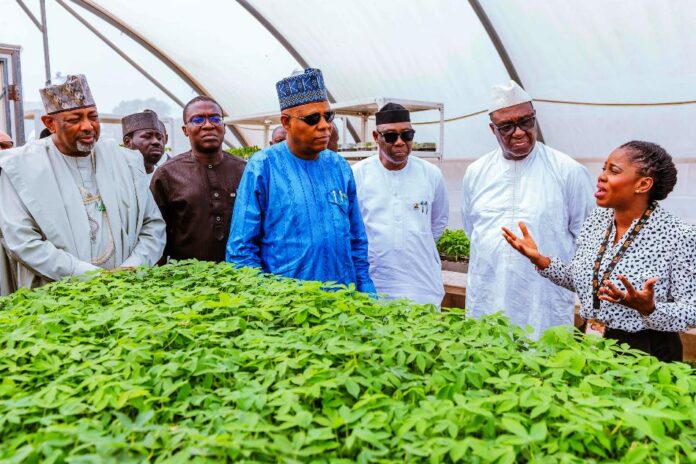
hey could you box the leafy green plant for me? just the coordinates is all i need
[437,228,470,260]
[225,145,261,160]
[0,261,694,462]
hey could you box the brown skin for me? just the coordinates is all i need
[501,146,658,316]
[489,102,537,160]
[594,148,653,236]
[328,122,339,152]
[373,121,413,171]
[182,100,225,165]
[41,106,100,157]
[124,129,165,174]
[281,101,332,160]
[270,126,287,145]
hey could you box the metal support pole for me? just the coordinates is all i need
[15,0,43,31]
[55,0,184,107]
[39,0,51,85]
[56,0,237,150]
[69,0,246,147]
[236,0,361,144]
[438,106,445,164]
[341,117,347,149]
[468,0,544,143]
[360,115,368,144]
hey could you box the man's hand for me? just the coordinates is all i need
[502,222,551,269]
[598,275,658,316]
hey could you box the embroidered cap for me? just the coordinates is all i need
[488,80,532,114]
[121,109,162,139]
[39,74,96,115]
[276,68,328,111]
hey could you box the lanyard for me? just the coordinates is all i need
[592,203,656,310]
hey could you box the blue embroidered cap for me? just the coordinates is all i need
[276,68,328,111]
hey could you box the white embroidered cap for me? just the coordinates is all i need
[488,80,532,114]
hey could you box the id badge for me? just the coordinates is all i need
[584,319,606,337]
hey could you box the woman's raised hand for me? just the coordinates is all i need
[502,222,551,269]
[598,275,657,316]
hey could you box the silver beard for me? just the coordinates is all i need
[76,141,96,153]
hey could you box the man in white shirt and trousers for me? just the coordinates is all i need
[353,103,449,306]
[0,74,165,294]
[461,81,595,337]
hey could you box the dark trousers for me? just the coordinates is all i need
[605,327,683,363]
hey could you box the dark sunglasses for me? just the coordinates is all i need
[285,111,336,126]
[188,115,224,126]
[377,129,416,144]
[493,114,536,136]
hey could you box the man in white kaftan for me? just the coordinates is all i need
[0,74,165,294]
[353,103,449,306]
[461,81,594,337]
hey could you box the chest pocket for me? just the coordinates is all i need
[404,195,432,234]
[328,188,350,235]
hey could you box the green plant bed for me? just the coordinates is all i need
[437,229,470,262]
[0,261,695,462]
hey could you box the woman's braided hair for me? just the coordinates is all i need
[620,141,678,202]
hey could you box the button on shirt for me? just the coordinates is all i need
[353,155,449,306]
[151,151,246,262]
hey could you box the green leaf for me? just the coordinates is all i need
[501,417,528,438]
[345,379,360,398]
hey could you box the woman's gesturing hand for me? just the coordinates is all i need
[502,222,551,270]
[598,274,658,316]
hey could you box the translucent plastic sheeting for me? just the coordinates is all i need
[87,0,299,114]
[245,0,509,158]
[249,0,696,158]
[5,0,696,160]
[483,0,696,158]
[0,0,222,148]
[73,0,509,157]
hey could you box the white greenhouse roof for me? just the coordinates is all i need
[2,0,696,159]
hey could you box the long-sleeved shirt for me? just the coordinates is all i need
[0,137,165,293]
[151,151,246,263]
[540,205,696,332]
[461,142,595,338]
[352,155,448,306]
[226,141,375,293]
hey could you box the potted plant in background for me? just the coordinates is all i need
[437,228,469,273]
[225,145,261,160]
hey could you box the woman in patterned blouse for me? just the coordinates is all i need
[503,141,696,362]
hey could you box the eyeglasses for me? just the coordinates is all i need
[188,115,224,126]
[377,129,416,144]
[493,113,536,136]
[284,111,336,126]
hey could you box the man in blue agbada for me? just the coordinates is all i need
[226,68,376,293]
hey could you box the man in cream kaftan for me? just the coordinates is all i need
[461,81,594,337]
[0,74,165,294]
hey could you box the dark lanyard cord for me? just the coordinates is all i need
[592,203,656,310]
